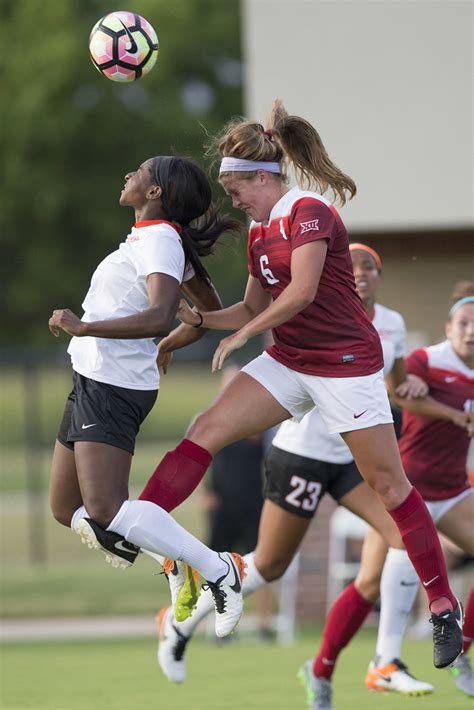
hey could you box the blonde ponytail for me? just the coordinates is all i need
[208,100,356,205]
[267,99,356,205]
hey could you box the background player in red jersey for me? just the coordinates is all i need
[366,281,474,698]
[81,100,462,669]
[307,281,474,704]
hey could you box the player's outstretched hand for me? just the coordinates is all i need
[212,330,249,372]
[49,309,86,337]
[395,374,429,399]
[177,298,202,327]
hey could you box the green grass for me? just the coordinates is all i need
[1,633,470,709]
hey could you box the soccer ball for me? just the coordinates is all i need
[89,11,159,82]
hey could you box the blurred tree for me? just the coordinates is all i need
[0,0,246,345]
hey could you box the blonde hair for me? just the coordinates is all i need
[207,99,356,206]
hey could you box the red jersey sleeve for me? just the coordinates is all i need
[405,348,429,380]
[289,197,337,251]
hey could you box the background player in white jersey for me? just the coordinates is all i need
[156,243,430,702]
[364,282,474,698]
[48,156,247,637]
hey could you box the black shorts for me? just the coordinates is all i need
[57,371,157,455]
[264,445,363,519]
[208,503,262,555]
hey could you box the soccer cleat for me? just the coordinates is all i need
[449,653,474,697]
[364,658,433,695]
[431,599,464,668]
[156,606,189,684]
[297,660,333,710]
[76,517,140,569]
[162,559,201,622]
[205,552,246,638]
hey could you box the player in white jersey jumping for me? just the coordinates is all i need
[155,243,431,704]
[48,156,247,638]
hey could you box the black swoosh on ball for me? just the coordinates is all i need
[119,19,137,53]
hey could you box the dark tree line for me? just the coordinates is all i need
[0,0,247,345]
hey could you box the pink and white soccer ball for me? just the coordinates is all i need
[89,11,159,82]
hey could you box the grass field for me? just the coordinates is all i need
[1,362,472,709]
[1,632,470,709]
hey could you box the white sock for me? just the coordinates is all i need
[242,551,267,592]
[70,505,88,532]
[175,551,266,637]
[376,547,419,665]
[106,500,227,582]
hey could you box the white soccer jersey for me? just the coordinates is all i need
[272,302,407,463]
[372,303,406,377]
[68,220,193,390]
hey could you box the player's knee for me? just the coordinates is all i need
[187,411,216,444]
[367,472,406,509]
[83,498,123,529]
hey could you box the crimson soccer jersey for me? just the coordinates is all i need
[247,187,383,376]
[399,340,474,501]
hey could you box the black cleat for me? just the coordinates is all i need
[431,599,464,668]
[77,517,140,568]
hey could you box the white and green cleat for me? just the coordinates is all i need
[163,559,201,622]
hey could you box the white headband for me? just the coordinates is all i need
[449,296,474,317]
[219,157,281,174]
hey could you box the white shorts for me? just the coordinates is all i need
[241,352,393,434]
[426,487,473,524]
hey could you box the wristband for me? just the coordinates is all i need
[193,311,203,328]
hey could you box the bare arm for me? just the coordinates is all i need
[49,273,180,339]
[392,393,474,436]
[239,240,327,338]
[385,358,429,399]
[209,240,328,371]
[180,240,327,337]
[385,357,407,396]
[178,274,273,331]
[158,275,224,355]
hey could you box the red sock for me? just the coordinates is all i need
[313,582,373,680]
[388,487,456,611]
[138,439,212,512]
[463,588,474,654]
